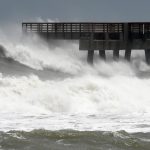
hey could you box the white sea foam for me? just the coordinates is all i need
[0,24,150,132]
[0,71,150,114]
[0,72,150,132]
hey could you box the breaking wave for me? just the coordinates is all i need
[0,24,150,132]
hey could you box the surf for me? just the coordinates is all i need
[0,24,150,133]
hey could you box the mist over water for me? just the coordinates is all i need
[0,24,150,134]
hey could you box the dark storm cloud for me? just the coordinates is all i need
[0,0,150,23]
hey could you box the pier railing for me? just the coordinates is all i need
[22,22,123,33]
[22,22,124,40]
[22,22,150,40]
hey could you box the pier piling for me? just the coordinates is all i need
[145,49,150,65]
[125,49,131,61]
[87,50,94,64]
[99,50,106,60]
[113,50,119,61]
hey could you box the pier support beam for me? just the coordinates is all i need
[99,50,106,60]
[87,50,94,64]
[145,49,150,65]
[113,50,119,61]
[125,49,131,61]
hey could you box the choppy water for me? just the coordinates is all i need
[1,130,150,150]
[0,25,150,149]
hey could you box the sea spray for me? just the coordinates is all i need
[0,24,150,133]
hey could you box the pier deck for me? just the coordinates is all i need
[22,22,150,64]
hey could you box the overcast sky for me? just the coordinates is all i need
[0,0,150,24]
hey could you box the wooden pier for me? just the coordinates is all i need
[22,22,150,64]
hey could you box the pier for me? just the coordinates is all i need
[22,22,150,64]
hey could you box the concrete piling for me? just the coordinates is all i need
[99,50,106,60]
[125,49,131,61]
[113,50,119,61]
[145,49,150,65]
[87,50,94,64]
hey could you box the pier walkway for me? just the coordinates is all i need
[22,22,150,64]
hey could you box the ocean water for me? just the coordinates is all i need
[0,25,150,149]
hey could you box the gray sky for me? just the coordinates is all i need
[0,0,150,23]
